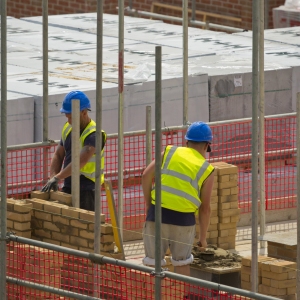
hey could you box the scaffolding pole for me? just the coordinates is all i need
[118,0,125,241]
[146,106,152,166]
[296,92,300,298]
[0,0,7,298]
[183,0,188,125]
[251,0,260,293]
[154,45,163,300]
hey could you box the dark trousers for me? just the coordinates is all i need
[62,187,95,211]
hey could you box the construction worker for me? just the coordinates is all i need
[142,121,215,279]
[41,90,107,211]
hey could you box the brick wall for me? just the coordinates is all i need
[7,0,285,31]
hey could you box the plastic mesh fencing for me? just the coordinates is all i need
[6,240,253,300]
[5,115,297,231]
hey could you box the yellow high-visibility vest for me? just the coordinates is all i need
[151,145,214,213]
[61,120,106,184]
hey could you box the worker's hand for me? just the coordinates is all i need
[41,177,59,192]
[197,240,207,252]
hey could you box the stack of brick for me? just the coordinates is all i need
[29,191,122,259]
[268,241,297,262]
[6,199,33,238]
[259,259,296,299]
[213,162,240,250]
[241,256,296,299]
[241,255,275,291]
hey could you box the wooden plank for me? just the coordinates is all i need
[152,2,242,23]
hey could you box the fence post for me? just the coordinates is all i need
[146,106,152,166]
[183,0,188,125]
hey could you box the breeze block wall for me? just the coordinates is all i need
[7,0,285,31]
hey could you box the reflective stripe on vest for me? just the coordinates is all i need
[151,145,214,212]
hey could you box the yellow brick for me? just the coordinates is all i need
[241,273,250,282]
[219,216,231,223]
[218,188,231,196]
[241,280,251,290]
[79,230,94,240]
[218,208,240,218]
[14,221,31,231]
[269,261,297,273]
[218,175,229,182]
[12,230,31,238]
[70,220,88,229]
[101,223,113,234]
[101,234,115,244]
[216,165,238,175]
[217,222,236,230]
[14,201,33,213]
[7,211,31,223]
[210,196,218,204]
[287,286,296,295]
[230,202,238,209]
[31,191,49,200]
[44,203,64,215]
[7,219,13,228]
[34,229,51,239]
[34,211,52,222]
[50,191,72,205]
[43,238,60,246]
[217,236,235,244]
[262,270,288,280]
[229,174,238,181]
[207,230,218,238]
[218,194,238,203]
[271,278,296,289]
[100,243,115,252]
[262,277,271,286]
[52,232,70,243]
[231,215,240,223]
[61,207,79,219]
[70,236,88,248]
[210,216,219,225]
[210,202,218,211]
[26,198,46,210]
[52,215,70,225]
[219,229,229,237]
[218,181,237,189]
[231,186,239,195]
[211,189,218,197]
[218,202,231,210]
[43,221,60,232]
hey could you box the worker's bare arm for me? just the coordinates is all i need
[142,159,155,213]
[198,170,215,248]
[50,144,65,178]
[55,145,95,181]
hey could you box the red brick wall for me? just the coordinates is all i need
[7,0,285,30]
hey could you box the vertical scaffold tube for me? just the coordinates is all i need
[251,0,260,293]
[0,0,8,298]
[146,106,152,167]
[154,45,162,300]
[118,0,125,241]
[296,92,300,298]
[183,0,188,125]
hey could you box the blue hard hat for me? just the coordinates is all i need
[185,121,213,142]
[60,90,91,114]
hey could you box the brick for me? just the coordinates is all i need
[208,230,218,238]
[210,196,218,204]
[218,208,239,217]
[277,248,297,260]
[217,222,236,230]
[50,191,72,205]
[52,232,70,243]
[34,229,51,239]
[14,221,31,231]
[53,215,70,226]
[241,273,250,282]
[229,174,238,181]
[218,175,229,182]
[79,230,94,240]
[218,194,238,203]
[101,223,113,234]
[34,211,52,222]
[262,270,288,280]
[14,201,33,213]
[101,234,115,244]
[218,202,231,210]
[241,280,251,290]
[219,216,231,223]
[210,216,219,225]
[43,238,60,246]
[271,278,296,289]
[7,219,13,228]
[26,198,46,210]
[43,221,60,232]
[60,243,79,251]
[218,180,237,189]
[31,191,49,200]
[241,265,251,275]
[218,188,230,196]
[262,277,271,286]
[44,203,63,215]
[269,261,297,273]
[230,186,239,195]
[70,236,88,248]
[210,202,218,211]
[70,219,88,229]
[100,243,115,252]
[7,212,31,223]
[216,165,238,175]
[230,215,240,223]
[61,207,79,219]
